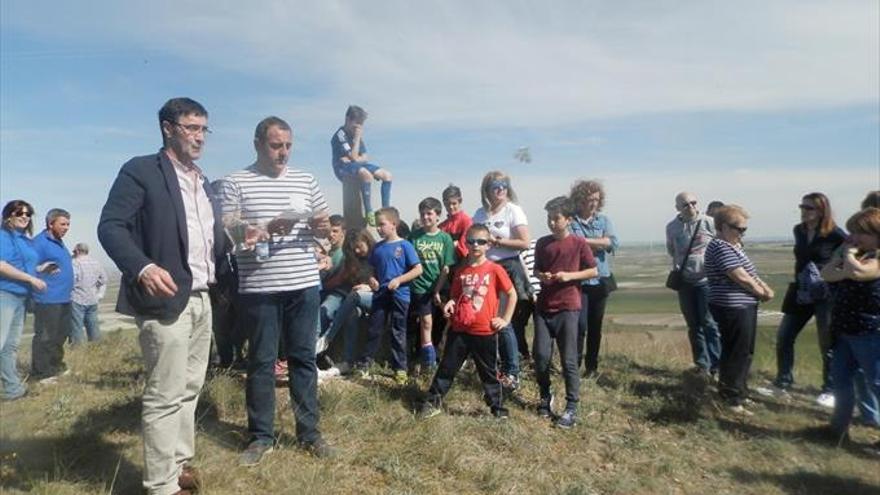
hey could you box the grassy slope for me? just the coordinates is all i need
[1,244,878,494]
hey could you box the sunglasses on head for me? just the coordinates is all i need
[727,223,747,234]
[798,204,816,211]
[12,210,32,218]
[466,237,490,246]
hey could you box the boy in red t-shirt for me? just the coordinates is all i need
[418,224,516,419]
[438,184,472,263]
[534,196,598,429]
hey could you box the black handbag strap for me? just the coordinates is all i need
[676,219,702,273]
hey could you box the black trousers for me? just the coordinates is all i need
[32,303,71,377]
[577,284,609,373]
[426,331,505,413]
[511,298,534,359]
[709,304,758,405]
[533,310,580,407]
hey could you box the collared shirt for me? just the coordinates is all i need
[665,213,715,284]
[168,151,216,291]
[569,213,619,285]
[32,230,74,304]
[71,254,108,306]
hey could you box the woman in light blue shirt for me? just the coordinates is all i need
[569,180,619,377]
[0,200,46,400]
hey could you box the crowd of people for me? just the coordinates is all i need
[0,97,877,495]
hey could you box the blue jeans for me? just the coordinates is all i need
[830,332,880,433]
[70,302,101,344]
[498,324,520,377]
[361,291,409,371]
[323,290,372,363]
[240,287,321,445]
[319,291,346,337]
[0,291,27,399]
[774,300,833,391]
[677,282,720,372]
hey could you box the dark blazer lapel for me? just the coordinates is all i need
[158,151,189,256]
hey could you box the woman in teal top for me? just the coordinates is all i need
[569,180,619,377]
[0,200,46,400]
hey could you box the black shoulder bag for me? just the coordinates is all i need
[665,222,700,291]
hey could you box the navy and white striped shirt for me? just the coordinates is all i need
[220,165,329,294]
[705,238,759,307]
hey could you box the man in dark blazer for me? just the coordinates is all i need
[98,97,223,495]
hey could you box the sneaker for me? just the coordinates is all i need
[728,404,754,417]
[418,401,442,419]
[300,437,337,459]
[38,375,59,385]
[274,360,289,383]
[755,384,789,399]
[537,395,554,418]
[816,392,835,409]
[491,407,510,420]
[1,388,28,402]
[317,367,341,382]
[394,370,409,386]
[499,373,519,391]
[239,441,274,466]
[315,336,329,355]
[555,409,577,429]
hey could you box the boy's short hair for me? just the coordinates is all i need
[346,105,368,123]
[544,196,574,218]
[466,223,490,239]
[375,207,400,225]
[418,197,443,215]
[329,214,346,228]
[442,184,462,202]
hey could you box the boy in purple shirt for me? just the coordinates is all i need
[533,196,598,428]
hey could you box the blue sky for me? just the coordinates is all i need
[2,1,878,265]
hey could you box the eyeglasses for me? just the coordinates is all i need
[798,204,816,211]
[677,200,698,209]
[727,223,748,235]
[12,210,32,218]
[174,122,211,135]
[489,180,509,191]
[466,237,490,246]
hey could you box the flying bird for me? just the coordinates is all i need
[514,146,531,164]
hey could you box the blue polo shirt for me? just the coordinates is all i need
[0,228,39,296]
[32,230,74,304]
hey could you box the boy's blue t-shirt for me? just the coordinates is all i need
[32,230,74,304]
[369,238,420,301]
[330,126,368,180]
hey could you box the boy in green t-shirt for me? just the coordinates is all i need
[409,197,456,369]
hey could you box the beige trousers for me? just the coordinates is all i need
[137,292,212,495]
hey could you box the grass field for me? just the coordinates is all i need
[2,244,878,494]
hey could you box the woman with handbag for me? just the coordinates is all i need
[665,192,720,377]
[770,193,845,408]
[0,200,47,401]
[569,179,619,377]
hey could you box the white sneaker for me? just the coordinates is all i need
[729,404,754,417]
[755,385,789,399]
[315,336,328,355]
[38,376,58,385]
[317,367,341,382]
[816,392,835,409]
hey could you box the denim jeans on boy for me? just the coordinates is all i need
[830,332,880,434]
[361,291,409,371]
[677,281,720,372]
[241,287,322,446]
[0,290,28,399]
[774,300,833,391]
[70,301,101,344]
[498,324,520,377]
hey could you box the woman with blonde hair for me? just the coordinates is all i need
[471,171,530,389]
[0,200,47,400]
[569,179,619,377]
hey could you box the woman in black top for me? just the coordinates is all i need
[771,192,845,406]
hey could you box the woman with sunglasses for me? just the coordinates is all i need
[767,193,846,408]
[705,205,774,415]
[569,179,619,378]
[471,171,530,389]
[0,200,47,400]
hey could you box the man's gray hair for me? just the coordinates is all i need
[45,208,70,226]
[74,242,89,254]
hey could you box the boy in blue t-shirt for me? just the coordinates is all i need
[330,105,393,226]
[357,207,422,384]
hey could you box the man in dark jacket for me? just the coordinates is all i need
[98,97,224,495]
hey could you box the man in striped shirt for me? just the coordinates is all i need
[69,242,107,344]
[220,116,335,465]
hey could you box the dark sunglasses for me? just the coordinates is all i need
[798,204,816,211]
[466,237,490,246]
[12,210,32,218]
[727,223,747,234]
[489,180,509,190]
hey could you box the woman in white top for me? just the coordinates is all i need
[471,171,531,388]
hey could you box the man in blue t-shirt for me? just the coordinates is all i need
[330,105,393,226]
[31,208,74,382]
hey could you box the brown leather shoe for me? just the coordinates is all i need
[178,465,200,491]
